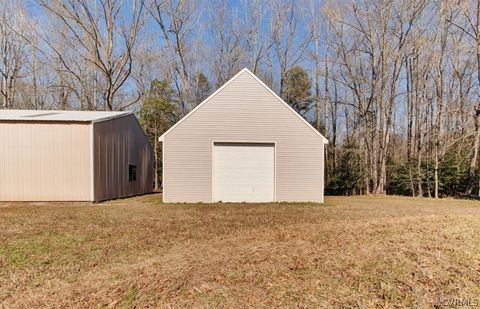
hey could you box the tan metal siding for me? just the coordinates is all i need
[93,115,153,201]
[0,122,91,201]
[164,71,325,203]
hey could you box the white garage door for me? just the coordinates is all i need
[212,142,275,202]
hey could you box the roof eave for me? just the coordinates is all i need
[0,110,132,123]
[90,111,133,124]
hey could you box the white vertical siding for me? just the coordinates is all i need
[0,122,91,201]
[163,71,325,203]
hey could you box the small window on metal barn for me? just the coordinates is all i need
[129,165,137,182]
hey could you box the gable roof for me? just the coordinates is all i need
[0,109,131,123]
[159,68,328,143]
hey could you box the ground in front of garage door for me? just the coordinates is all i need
[1,194,479,307]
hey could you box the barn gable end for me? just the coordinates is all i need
[161,68,328,203]
[160,68,328,143]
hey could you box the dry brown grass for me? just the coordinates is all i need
[1,195,480,308]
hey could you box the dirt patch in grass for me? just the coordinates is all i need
[1,194,480,307]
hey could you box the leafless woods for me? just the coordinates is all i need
[1,0,479,197]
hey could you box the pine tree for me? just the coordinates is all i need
[282,66,312,117]
[139,80,177,190]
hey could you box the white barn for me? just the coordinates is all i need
[160,68,328,203]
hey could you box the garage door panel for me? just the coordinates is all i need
[213,143,274,202]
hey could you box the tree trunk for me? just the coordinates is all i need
[154,129,159,191]
[324,28,330,138]
[331,81,339,171]
[2,74,7,108]
[408,168,415,196]
[466,0,480,195]
[467,108,480,195]
[406,57,413,160]
[105,85,114,111]
[417,145,423,197]
[314,35,321,132]
[434,148,439,198]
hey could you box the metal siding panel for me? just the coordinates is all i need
[0,122,91,201]
[93,115,153,201]
[164,71,325,203]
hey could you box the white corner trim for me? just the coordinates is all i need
[162,138,166,202]
[89,123,95,202]
[210,140,214,203]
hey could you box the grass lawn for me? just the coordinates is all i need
[1,195,480,308]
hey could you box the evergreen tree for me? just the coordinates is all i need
[193,72,211,106]
[326,144,366,195]
[139,80,178,190]
[283,66,312,116]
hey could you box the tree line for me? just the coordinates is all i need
[1,0,479,198]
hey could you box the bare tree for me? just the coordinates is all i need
[448,0,480,196]
[1,0,479,198]
[240,0,271,74]
[270,0,312,97]
[307,0,323,133]
[133,35,170,97]
[36,0,146,111]
[208,0,242,86]
[0,0,31,109]
[149,0,200,112]
[327,0,427,194]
